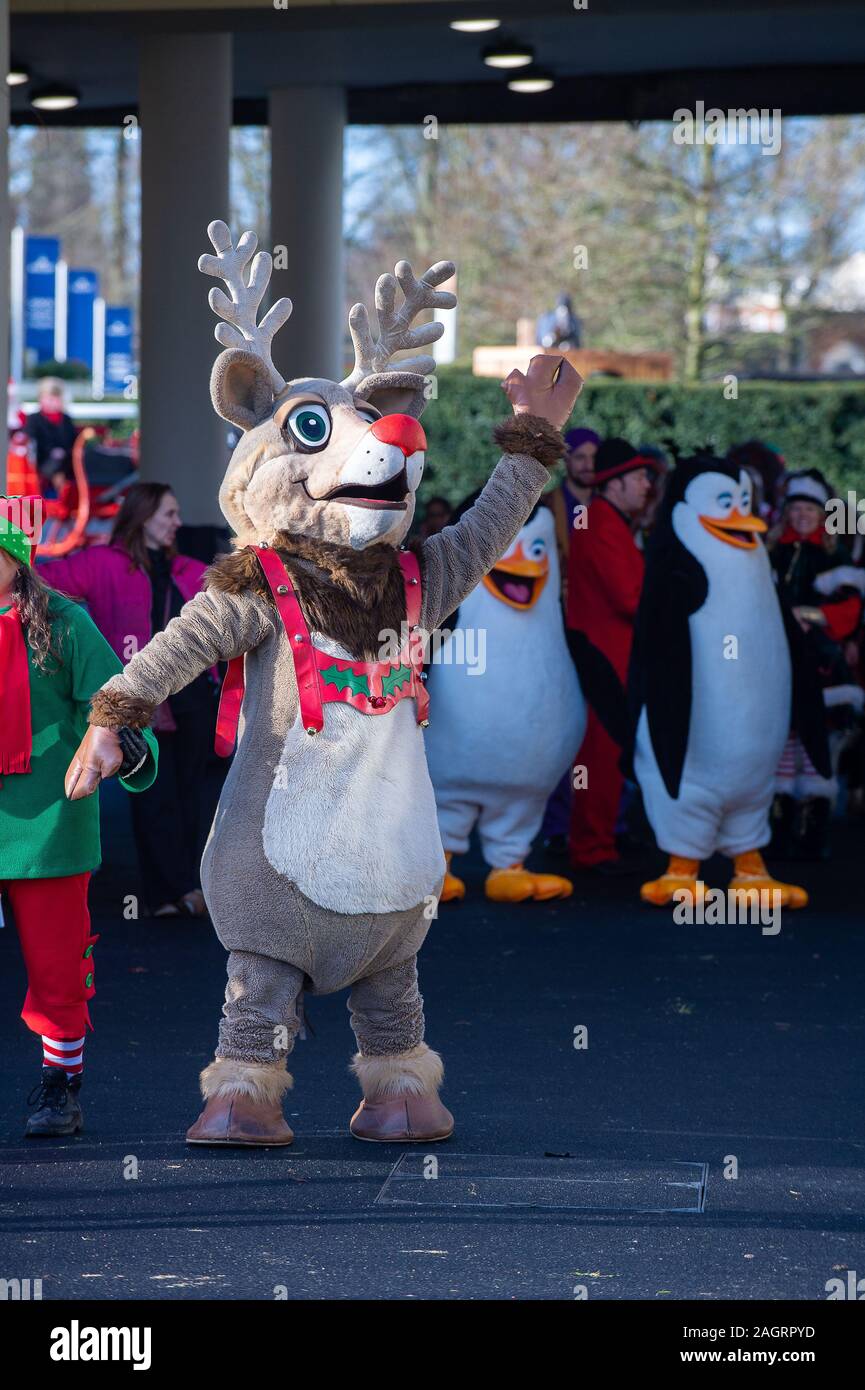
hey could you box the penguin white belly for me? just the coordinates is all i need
[426,620,585,803]
[683,575,790,801]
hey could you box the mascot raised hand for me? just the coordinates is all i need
[65,222,581,1145]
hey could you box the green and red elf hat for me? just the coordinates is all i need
[0,495,42,566]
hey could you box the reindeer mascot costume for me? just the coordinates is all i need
[66,223,580,1146]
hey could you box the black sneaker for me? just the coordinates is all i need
[25,1067,83,1138]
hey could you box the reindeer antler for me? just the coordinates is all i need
[198,220,292,394]
[342,259,457,391]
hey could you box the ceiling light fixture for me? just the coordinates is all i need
[482,41,534,70]
[507,70,555,94]
[7,63,31,87]
[31,84,80,111]
[450,18,501,33]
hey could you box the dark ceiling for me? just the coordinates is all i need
[10,0,865,125]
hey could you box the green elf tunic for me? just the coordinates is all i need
[0,594,158,880]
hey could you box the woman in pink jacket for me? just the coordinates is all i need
[40,483,214,919]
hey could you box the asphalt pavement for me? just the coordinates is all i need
[1,785,863,1301]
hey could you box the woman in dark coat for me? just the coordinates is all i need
[40,484,216,918]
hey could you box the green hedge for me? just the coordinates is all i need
[420,369,865,504]
[32,359,91,381]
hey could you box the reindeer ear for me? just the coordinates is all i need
[210,348,274,431]
[355,370,428,420]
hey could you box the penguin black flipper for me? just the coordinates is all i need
[779,600,832,780]
[566,629,629,747]
[626,533,708,797]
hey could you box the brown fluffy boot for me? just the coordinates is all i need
[349,1044,454,1143]
[186,1058,294,1146]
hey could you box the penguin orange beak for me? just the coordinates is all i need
[482,542,549,609]
[699,509,767,550]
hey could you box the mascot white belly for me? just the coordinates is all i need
[426,506,586,889]
[682,561,790,801]
[264,629,446,915]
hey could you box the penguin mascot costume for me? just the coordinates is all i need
[426,501,587,903]
[627,455,829,908]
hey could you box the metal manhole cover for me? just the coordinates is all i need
[375,1153,708,1213]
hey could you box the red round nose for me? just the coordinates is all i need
[370,413,427,457]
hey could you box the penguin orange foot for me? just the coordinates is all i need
[640,856,700,906]
[485,864,573,903]
[440,851,466,903]
[729,850,808,909]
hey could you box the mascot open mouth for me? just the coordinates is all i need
[699,511,767,550]
[483,562,548,610]
[482,538,549,610]
[312,466,409,511]
[490,571,536,606]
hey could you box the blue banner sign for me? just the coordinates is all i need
[104,306,134,393]
[67,269,99,369]
[24,235,60,365]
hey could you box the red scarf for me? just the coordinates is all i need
[778,525,823,546]
[0,605,33,775]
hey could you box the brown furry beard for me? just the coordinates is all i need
[206,532,425,660]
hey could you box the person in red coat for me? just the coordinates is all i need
[566,439,656,871]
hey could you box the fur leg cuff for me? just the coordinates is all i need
[493,413,565,469]
[89,684,155,731]
[350,1043,444,1100]
[201,1057,293,1104]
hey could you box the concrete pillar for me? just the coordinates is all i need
[139,33,232,526]
[0,0,10,483]
[269,87,345,384]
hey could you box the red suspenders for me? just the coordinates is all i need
[402,549,431,727]
[215,545,428,757]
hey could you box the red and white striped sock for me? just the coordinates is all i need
[42,1035,85,1077]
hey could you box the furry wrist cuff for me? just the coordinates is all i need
[493,413,565,469]
[89,686,155,731]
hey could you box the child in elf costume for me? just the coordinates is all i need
[0,497,157,1137]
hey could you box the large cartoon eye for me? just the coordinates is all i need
[716,490,734,511]
[528,538,547,560]
[286,403,331,450]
